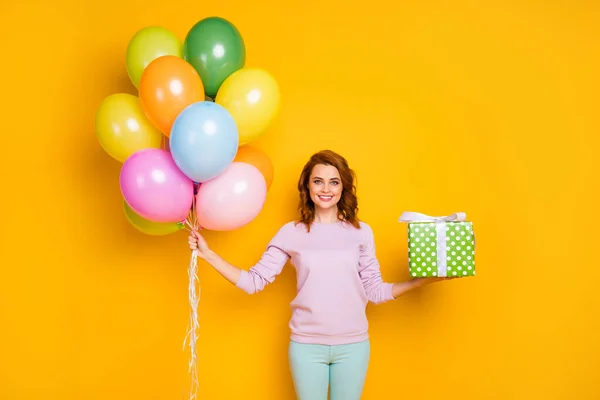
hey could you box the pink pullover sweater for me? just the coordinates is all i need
[235,220,396,345]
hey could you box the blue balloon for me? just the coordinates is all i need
[169,101,239,182]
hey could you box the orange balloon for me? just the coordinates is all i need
[234,146,274,190]
[138,55,204,136]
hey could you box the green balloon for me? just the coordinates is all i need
[183,17,246,97]
[123,201,184,236]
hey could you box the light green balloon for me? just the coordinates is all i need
[123,201,184,236]
[126,26,182,88]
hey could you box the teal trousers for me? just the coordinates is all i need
[288,339,370,400]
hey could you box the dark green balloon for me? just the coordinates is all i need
[183,17,246,97]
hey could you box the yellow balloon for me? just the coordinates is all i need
[126,26,182,88]
[215,68,281,145]
[123,201,184,236]
[95,93,163,163]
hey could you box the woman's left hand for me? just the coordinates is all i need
[392,276,458,298]
[426,276,459,283]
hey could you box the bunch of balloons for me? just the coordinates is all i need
[95,16,280,234]
[95,16,280,400]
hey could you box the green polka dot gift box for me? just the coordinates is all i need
[398,211,476,278]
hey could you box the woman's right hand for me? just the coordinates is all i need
[188,230,212,259]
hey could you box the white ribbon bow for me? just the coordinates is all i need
[398,211,466,223]
[398,211,467,277]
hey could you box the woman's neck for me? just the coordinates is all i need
[314,207,339,224]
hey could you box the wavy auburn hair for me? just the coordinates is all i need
[296,150,360,231]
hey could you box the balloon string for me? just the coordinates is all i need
[183,190,201,400]
[184,248,200,400]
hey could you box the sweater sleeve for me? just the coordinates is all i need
[235,224,291,294]
[358,223,395,304]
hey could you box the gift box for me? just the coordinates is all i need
[398,211,476,278]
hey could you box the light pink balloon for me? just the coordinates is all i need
[120,148,194,223]
[196,162,267,231]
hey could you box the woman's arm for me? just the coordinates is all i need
[188,229,290,294]
[202,249,243,286]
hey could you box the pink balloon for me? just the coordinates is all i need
[196,162,267,231]
[120,148,194,222]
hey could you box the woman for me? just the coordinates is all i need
[188,149,450,399]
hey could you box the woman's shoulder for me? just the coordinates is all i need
[274,219,372,233]
[355,220,376,240]
[357,220,371,229]
[273,220,305,236]
[265,221,299,249]
[354,219,373,232]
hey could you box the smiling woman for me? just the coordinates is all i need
[187,149,453,400]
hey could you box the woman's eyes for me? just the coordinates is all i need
[313,180,339,185]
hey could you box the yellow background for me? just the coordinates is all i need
[1,1,599,399]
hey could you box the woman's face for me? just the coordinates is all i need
[308,163,343,211]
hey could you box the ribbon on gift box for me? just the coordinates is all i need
[398,211,467,277]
